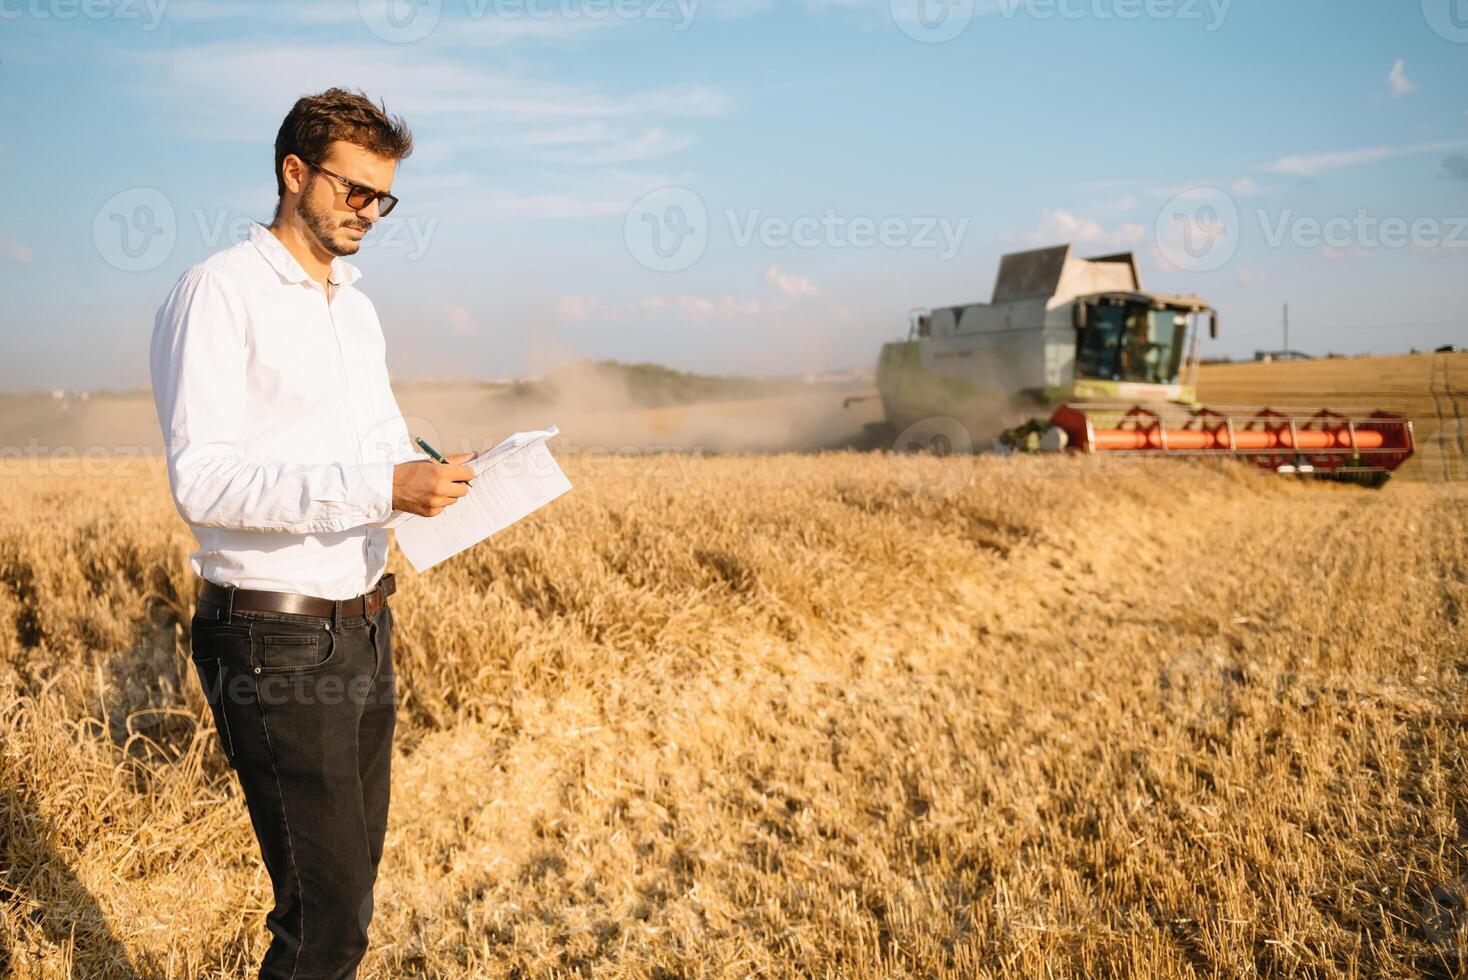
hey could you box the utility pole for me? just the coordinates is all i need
[1283,302,1289,358]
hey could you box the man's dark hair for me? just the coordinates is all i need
[273,87,414,198]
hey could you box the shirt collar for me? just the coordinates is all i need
[248,221,363,289]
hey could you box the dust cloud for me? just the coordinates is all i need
[396,360,885,456]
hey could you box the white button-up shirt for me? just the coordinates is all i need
[150,221,423,600]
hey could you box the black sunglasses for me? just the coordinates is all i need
[307,160,400,217]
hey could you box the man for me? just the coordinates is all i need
[149,88,475,978]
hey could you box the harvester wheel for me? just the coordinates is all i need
[995,418,1055,454]
[861,421,896,451]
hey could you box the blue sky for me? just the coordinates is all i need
[1,0,1465,390]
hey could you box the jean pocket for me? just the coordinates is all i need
[256,629,336,675]
[192,657,235,762]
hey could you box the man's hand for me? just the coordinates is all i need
[392,452,477,517]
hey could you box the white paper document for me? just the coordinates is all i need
[389,426,571,572]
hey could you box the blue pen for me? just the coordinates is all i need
[415,436,472,487]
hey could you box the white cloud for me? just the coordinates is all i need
[165,2,360,23]
[430,84,730,122]
[553,297,620,322]
[698,0,779,17]
[1320,246,1371,261]
[1147,177,1261,200]
[1025,209,1147,249]
[129,43,730,144]
[0,230,31,263]
[1386,59,1417,99]
[539,127,695,165]
[764,266,818,297]
[416,169,685,221]
[479,191,630,219]
[1268,147,1394,175]
[1235,265,1269,284]
[1096,195,1138,213]
[1263,140,1468,176]
[677,296,762,319]
[444,304,477,335]
[504,120,697,164]
[163,2,613,45]
[512,122,617,147]
[417,17,613,48]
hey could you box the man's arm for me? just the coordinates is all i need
[150,266,395,534]
[358,368,477,526]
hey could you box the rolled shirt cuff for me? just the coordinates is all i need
[351,461,396,525]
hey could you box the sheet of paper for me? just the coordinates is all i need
[389,427,571,572]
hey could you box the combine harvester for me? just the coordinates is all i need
[864,244,1413,486]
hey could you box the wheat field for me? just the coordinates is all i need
[1,444,1466,978]
[1198,351,1468,486]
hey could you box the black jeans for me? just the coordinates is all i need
[190,590,397,980]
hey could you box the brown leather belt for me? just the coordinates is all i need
[198,573,396,621]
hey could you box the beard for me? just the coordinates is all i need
[296,177,370,257]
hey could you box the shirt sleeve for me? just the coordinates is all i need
[362,412,431,528]
[149,265,395,534]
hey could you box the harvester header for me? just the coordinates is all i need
[1048,403,1414,485]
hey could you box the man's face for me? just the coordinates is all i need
[294,140,398,258]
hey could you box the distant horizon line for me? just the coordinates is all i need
[2,348,1461,397]
[0,365,882,398]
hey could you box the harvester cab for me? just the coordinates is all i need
[871,243,1413,485]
